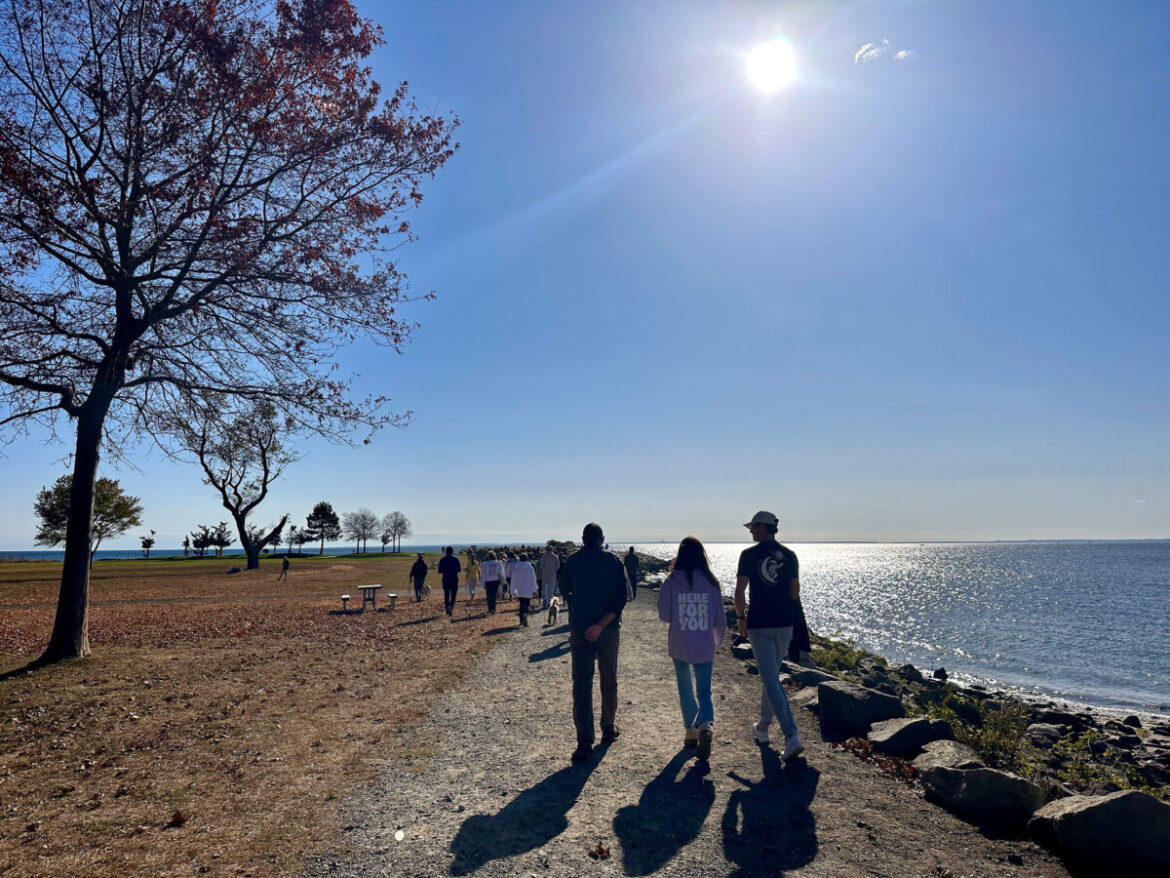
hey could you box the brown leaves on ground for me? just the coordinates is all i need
[0,556,509,878]
[833,736,921,786]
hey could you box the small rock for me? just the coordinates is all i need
[933,667,948,681]
[1025,723,1064,749]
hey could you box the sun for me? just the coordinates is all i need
[746,37,797,93]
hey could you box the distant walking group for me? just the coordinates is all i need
[560,511,803,766]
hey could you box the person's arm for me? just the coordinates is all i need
[790,576,800,601]
[584,611,616,642]
[656,575,672,622]
[734,575,749,637]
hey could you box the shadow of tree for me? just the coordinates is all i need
[448,757,604,874]
[527,639,571,663]
[721,748,819,877]
[613,751,715,875]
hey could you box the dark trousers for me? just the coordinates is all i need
[570,625,619,745]
[517,596,531,626]
[485,580,500,613]
[413,577,425,601]
[443,584,459,613]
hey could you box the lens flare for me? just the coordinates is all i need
[746,37,797,93]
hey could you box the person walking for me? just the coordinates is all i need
[410,553,428,602]
[558,522,629,762]
[277,556,290,581]
[438,546,462,616]
[657,537,727,760]
[464,555,480,603]
[733,511,804,762]
[503,551,518,600]
[479,551,505,614]
[509,553,539,627]
[624,546,639,600]
[540,545,560,608]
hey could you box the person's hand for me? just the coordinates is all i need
[584,623,603,642]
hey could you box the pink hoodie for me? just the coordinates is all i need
[657,569,727,664]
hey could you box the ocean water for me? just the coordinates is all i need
[627,541,1170,716]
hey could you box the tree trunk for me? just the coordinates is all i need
[40,404,107,662]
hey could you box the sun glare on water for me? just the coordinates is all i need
[746,37,797,93]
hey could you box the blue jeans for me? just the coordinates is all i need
[747,627,798,738]
[672,659,714,728]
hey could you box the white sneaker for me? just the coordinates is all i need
[781,735,805,762]
[752,721,770,744]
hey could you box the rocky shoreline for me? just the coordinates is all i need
[705,590,1170,876]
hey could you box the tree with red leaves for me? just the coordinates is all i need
[0,0,458,663]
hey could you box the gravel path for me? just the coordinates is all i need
[305,591,1071,877]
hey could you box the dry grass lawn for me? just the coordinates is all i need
[0,554,511,877]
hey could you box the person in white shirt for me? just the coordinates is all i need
[509,553,539,627]
[503,552,518,600]
[540,546,560,608]
[479,551,505,614]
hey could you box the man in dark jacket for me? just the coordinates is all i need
[558,522,629,762]
[410,553,428,602]
[437,546,461,616]
[623,546,639,600]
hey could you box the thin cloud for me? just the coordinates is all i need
[855,39,915,64]
[854,39,889,63]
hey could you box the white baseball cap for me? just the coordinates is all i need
[744,510,779,528]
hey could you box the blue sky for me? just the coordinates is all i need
[2,0,1168,547]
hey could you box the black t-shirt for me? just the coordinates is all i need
[737,540,799,629]
[410,559,428,579]
[438,554,461,586]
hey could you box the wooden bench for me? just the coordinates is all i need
[341,594,351,611]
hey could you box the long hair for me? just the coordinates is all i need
[670,537,719,589]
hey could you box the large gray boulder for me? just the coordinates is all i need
[1028,790,1170,876]
[782,660,838,687]
[867,716,955,758]
[817,680,905,741]
[913,739,984,771]
[920,766,1048,831]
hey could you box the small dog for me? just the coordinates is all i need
[545,597,560,627]
[421,584,432,598]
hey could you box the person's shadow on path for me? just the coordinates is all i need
[721,747,819,877]
[613,751,715,875]
[448,749,607,874]
[527,638,570,663]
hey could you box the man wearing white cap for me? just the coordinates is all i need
[733,510,804,761]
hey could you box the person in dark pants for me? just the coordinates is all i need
[480,551,505,614]
[624,546,639,600]
[438,546,462,616]
[277,556,290,581]
[410,553,428,602]
[558,522,629,762]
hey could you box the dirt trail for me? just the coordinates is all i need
[305,591,1071,877]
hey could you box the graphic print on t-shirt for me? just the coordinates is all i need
[759,550,785,586]
[676,591,710,632]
